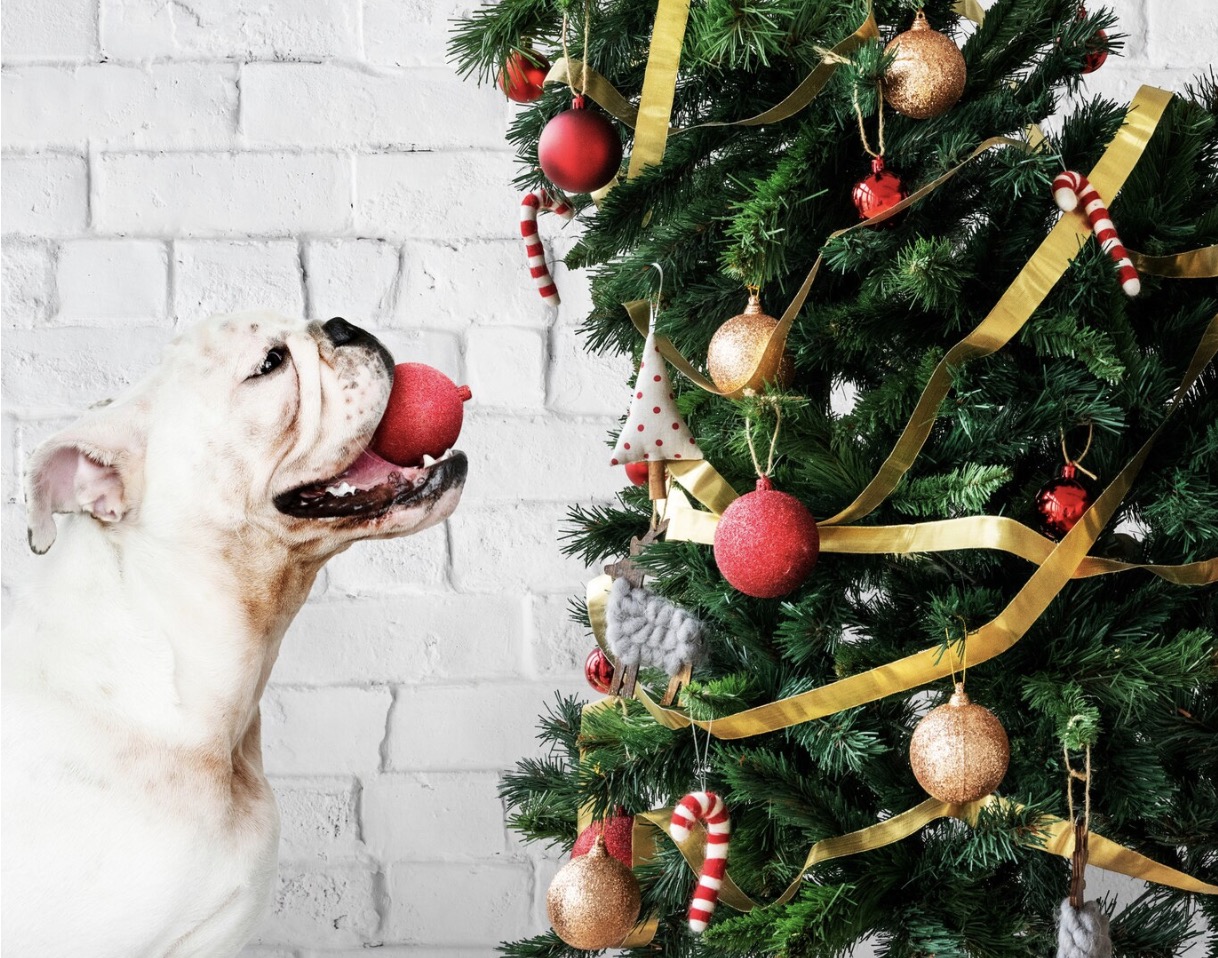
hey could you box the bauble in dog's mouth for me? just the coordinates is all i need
[273,448,467,519]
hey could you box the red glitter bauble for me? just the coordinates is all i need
[713,475,820,598]
[623,462,649,486]
[571,811,633,866]
[538,96,622,194]
[852,156,907,220]
[584,647,615,694]
[370,363,472,467]
[498,50,550,102]
[1081,29,1108,74]
[1034,463,1093,539]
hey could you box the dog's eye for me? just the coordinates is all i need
[253,348,286,378]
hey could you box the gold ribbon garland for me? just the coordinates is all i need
[1131,245,1218,278]
[662,485,1217,586]
[587,310,1218,741]
[636,794,1218,915]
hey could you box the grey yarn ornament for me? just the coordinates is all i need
[1056,899,1112,958]
[605,576,703,703]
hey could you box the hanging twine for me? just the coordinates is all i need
[561,1,592,96]
[852,81,886,159]
[1061,423,1098,479]
[946,617,969,689]
[1064,743,1093,908]
[744,402,783,478]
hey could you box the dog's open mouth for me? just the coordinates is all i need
[273,448,468,519]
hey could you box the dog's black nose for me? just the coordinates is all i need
[323,317,361,347]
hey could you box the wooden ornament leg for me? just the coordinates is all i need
[661,661,693,706]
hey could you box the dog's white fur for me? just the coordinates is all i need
[1,312,466,957]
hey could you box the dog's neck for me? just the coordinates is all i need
[8,515,323,754]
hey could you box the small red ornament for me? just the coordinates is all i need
[1081,28,1108,73]
[538,96,622,194]
[370,363,472,467]
[498,50,550,102]
[713,475,820,598]
[571,811,633,866]
[852,156,908,220]
[584,647,615,694]
[623,461,649,486]
[1034,462,1093,539]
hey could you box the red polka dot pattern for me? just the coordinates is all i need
[609,328,704,466]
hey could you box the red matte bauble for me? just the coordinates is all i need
[370,363,472,467]
[1034,463,1093,539]
[623,462,649,486]
[498,50,550,102]
[584,647,615,694]
[852,156,908,220]
[538,96,622,194]
[1081,29,1108,73]
[571,811,633,866]
[713,475,820,598]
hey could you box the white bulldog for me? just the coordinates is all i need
[1,313,467,957]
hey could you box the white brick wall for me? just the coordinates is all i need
[0,1,1209,954]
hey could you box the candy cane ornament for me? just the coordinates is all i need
[520,189,574,306]
[669,791,731,934]
[1052,170,1140,297]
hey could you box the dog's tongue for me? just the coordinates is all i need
[341,448,401,485]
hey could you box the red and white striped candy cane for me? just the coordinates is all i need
[670,791,731,934]
[520,189,573,306]
[1052,170,1140,297]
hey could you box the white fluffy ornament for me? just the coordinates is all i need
[605,576,703,704]
[1056,899,1112,958]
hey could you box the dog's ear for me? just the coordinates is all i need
[25,404,147,554]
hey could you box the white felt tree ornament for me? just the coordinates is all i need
[610,328,703,498]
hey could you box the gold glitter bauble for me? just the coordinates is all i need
[909,683,1009,803]
[707,293,795,394]
[883,10,967,119]
[546,836,641,950]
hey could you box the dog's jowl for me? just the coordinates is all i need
[1,312,467,958]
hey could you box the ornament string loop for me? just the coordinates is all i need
[1064,743,1093,908]
[1061,424,1098,479]
[944,618,969,689]
[646,262,665,329]
[851,80,886,159]
[744,402,783,478]
[559,8,591,98]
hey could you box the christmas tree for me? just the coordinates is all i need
[451,1,1218,955]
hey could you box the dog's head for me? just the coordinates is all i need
[25,312,467,559]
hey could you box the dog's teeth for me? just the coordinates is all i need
[325,481,358,497]
[422,453,437,467]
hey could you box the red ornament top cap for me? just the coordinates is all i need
[571,94,587,110]
[755,475,773,492]
[1060,462,1077,480]
[870,156,888,175]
